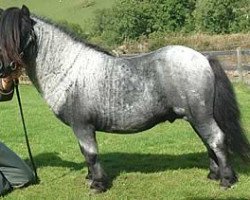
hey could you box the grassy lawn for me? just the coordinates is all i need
[0,84,249,199]
[0,0,115,29]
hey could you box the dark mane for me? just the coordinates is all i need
[0,7,24,65]
[33,15,114,56]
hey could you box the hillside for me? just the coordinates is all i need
[0,0,115,29]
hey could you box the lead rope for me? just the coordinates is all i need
[14,80,39,183]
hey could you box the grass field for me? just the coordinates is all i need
[0,0,115,30]
[0,84,249,199]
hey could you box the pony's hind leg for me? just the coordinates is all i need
[191,124,220,180]
[73,125,108,193]
[207,150,220,181]
[191,118,238,188]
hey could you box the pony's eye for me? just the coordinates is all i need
[0,60,4,77]
[10,61,16,70]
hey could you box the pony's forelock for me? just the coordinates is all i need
[0,7,24,66]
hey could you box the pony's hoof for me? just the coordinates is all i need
[90,180,108,193]
[207,171,220,181]
[85,173,92,180]
[220,176,238,189]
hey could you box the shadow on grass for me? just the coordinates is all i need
[32,151,208,171]
[31,152,250,184]
[29,152,85,171]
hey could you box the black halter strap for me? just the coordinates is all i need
[20,29,36,56]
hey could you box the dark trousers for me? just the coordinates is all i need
[0,142,35,195]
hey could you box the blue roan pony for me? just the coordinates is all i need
[0,5,249,193]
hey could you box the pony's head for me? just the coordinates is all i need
[0,5,37,72]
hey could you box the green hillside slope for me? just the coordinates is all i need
[0,0,115,29]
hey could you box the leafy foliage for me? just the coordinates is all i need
[88,0,250,45]
[230,3,250,33]
[194,0,250,33]
[90,0,196,44]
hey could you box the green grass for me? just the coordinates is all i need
[0,84,249,199]
[0,0,115,30]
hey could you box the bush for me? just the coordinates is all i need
[86,0,249,47]
[90,0,196,45]
[194,0,249,34]
[230,5,250,32]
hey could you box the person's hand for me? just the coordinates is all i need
[1,67,22,91]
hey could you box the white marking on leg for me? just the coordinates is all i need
[208,123,225,150]
[79,139,98,155]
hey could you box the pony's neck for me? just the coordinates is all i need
[29,17,108,91]
[34,17,86,72]
[27,17,110,112]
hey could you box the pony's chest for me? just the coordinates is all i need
[40,73,75,115]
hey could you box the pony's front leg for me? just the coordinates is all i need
[73,125,108,193]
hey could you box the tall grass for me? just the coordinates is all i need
[116,33,250,54]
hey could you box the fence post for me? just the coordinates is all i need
[236,47,243,82]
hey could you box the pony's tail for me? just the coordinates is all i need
[208,57,250,162]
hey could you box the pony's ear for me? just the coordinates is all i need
[31,19,37,26]
[0,8,3,15]
[21,5,30,17]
